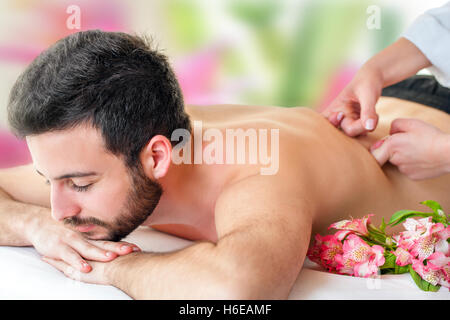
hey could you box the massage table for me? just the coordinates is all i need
[0,226,448,300]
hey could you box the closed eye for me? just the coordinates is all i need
[68,180,92,192]
[44,179,92,192]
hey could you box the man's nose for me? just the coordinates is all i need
[50,186,81,221]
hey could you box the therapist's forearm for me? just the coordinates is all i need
[365,37,432,88]
[105,241,248,300]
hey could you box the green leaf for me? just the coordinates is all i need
[388,210,434,226]
[428,283,441,292]
[409,265,426,291]
[420,200,443,213]
[395,265,409,274]
[381,269,394,275]
[420,200,448,225]
[408,265,441,292]
[380,218,386,233]
[381,253,396,269]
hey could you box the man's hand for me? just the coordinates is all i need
[26,213,140,274]
[370,118,450,180]
[322,64,383,137]
[41,256,112,285]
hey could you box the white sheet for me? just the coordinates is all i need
[0,226,448,299]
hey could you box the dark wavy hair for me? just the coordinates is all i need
[7,29,191,168]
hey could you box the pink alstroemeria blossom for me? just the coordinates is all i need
[412,259,449,288]
[307,234,344,272]
[319,235,343,271]
[354,245,385,278]
[393,217,434,249]
[335,230,352,241]
[336,234,385,277]
[426,252,450,288]
[427,252,450,270]
[328,214,374,237]
[306,234,325,266]
[392,247,413,266]
[409,223,449,261]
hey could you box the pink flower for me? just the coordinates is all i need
[307,234,344,272]
[354,245,385,278]
[319,235,343,271]
[335,234,385,277]
[306,234,325,266]
[335,253,355,275]
[427,252,450,270]
[427,252,450,289]
[328,214,374,237]
[409,223,449,261]
[392,247,413,266]
[335,230,352,241]
[393,217,434,250]
[412,258,449,288]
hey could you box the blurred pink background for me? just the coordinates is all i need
[0,0,447,169]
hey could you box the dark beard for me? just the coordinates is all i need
[106,163,163,241]
[64,162,163,241]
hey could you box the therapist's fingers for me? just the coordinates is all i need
[327,110,345,127]
[357,86,379,132]
[340,116,366,137]
[370,135,392,166]
[389,118,423,135]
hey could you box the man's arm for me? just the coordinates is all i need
[76,174,315,299]
[0,164,139,271]
[0,164,51,246]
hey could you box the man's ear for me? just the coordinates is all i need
[140,135,172,179]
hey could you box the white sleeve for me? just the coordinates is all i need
[402,2,450,87]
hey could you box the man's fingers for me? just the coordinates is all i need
[69,239,119,262]
[87,240,141,256]
[58,246,92,273]
[42,257,82,281]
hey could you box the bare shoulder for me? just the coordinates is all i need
[0,163,50,208]
[212,172,316,298]
[214,172,316,240]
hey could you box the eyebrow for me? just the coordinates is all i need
[35,169,99,181]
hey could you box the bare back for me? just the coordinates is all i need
[2,97,450,241]
[186,97,450,236]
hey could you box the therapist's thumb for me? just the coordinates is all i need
[358,87,379,132]
[370,136,391,166]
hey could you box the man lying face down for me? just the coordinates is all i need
[1,30,450,299]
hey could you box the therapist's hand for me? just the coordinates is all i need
[322,38,431,137]
[321,64,383,137]
[370,118,450,180]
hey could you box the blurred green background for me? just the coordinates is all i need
[0,0,446,167]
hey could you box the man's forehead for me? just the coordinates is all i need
[35,168,100,181]
[26,125,112,176]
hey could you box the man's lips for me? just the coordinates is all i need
[75,224,96,232]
